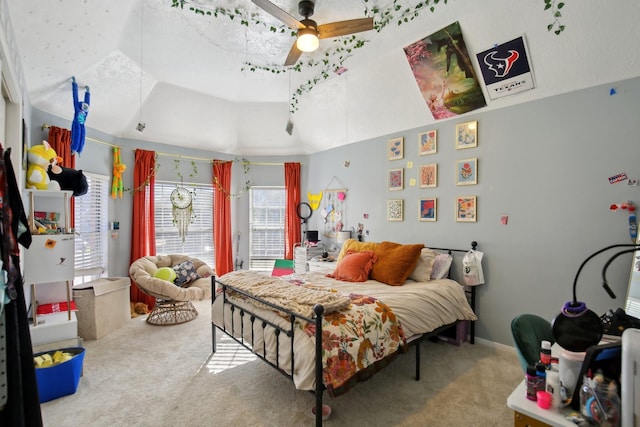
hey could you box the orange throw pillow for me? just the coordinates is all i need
[327,251,377,282]
[370,242,424,286]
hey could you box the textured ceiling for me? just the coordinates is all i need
[7,1,640,155]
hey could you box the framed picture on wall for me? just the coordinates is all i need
[419,130,437,155]
[419,198,437,222]
[456,196,477,222]
[456,158,477,186]
[419,163,437,188]
[455,121,478,149]
[388,168,404,191]
[387,199,404,221]
[388,137,404,160]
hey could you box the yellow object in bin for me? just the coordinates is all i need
[34,347,85,402]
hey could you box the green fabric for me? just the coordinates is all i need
[271,259,295,276]
[511,314,554,373]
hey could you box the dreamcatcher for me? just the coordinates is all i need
[171,183,194,243]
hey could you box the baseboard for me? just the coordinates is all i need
[473,337,517,354]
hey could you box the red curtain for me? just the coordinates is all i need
[284,162,301,259]
[213,160,233,276]
[47,126,76,226]
[129,149,156,308]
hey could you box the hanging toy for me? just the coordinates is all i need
[70,76,90,155]
[111,147,126,199]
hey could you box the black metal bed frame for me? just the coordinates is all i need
[211,241,479,426]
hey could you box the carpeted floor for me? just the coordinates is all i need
[40,300,523,426]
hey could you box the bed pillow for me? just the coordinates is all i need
[430,253,453,280]
[408,248,438,282]
[370,242,424,286]
[336,239,379,262]
[173,260,200,287]
[327,251,377,282]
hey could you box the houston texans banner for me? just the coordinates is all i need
[476,36,535,100]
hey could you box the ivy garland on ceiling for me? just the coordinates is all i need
[171,0,566,112]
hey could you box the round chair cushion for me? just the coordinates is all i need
[129,254,213,302]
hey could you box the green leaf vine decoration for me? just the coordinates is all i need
[174,159,199,179]
[124,153,160,194]
[544,0,566,35]
[171,0,566,111]
[213,157,252,199]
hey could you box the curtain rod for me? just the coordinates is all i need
[134,150,294,165]
[43,123,294,165]
[42,123,120,148]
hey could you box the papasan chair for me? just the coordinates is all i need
[129,254,213,325]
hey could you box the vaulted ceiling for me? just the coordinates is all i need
[7,1,640,155]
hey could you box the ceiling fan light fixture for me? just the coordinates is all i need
[297,27,319,52]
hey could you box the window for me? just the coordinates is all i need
[74,172,109,283]
[154,181,214,267]
[249,187,285,271]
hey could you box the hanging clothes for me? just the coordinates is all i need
[0,145,42,427]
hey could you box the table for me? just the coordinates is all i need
[307,259,335,272]
[507,380,578,427]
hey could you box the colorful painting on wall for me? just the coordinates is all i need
[403,21,486,120]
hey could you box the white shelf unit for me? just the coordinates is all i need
[24,189,77,347]
[294,245,325,273]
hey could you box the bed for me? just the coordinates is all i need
[211,241,480,426]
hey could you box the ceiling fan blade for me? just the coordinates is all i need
[284,42,303,66]
[251,0,305,30]
[318,17,374,39]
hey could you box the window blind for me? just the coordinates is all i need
[74,172,109,282]
[154,181,214,267]
[249,187,285,271]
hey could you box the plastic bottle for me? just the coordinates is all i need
[536,362,547,393]
[546,369,561,408]
[526,365,538,401]
[540,340,552,367]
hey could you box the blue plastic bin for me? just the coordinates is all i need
[34,347,85,403]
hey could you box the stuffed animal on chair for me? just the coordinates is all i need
[26,140,60,190]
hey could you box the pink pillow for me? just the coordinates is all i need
[326,251,377,282]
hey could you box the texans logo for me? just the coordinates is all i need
[483,50,519,78]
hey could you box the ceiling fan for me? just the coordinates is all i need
[251,0,374,66]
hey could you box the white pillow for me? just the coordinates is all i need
[430,253,453,280]
[408,248,438,282]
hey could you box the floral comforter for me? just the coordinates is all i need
[298,292,407,396]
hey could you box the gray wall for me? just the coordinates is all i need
[29,75,640,346]
[307,76,640,346]
[29,110,308,279]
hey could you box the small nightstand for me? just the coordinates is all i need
[307,260,336,272]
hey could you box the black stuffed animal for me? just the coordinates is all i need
[47,164,88,197]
